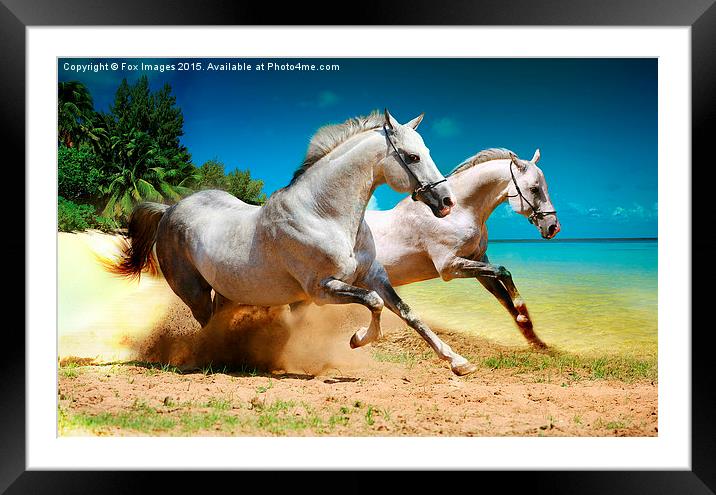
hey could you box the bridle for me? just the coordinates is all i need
[383,124,447,201]
[507,154,557,225]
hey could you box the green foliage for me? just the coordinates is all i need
[93,76,197,222]
[56,77,266,230]
[225,169,267,205]
[99,128,194,221]
[58,196,93,231]
[194,159,267,205]
[58,81,97,148]
[58,197,117,233]
[58,146,105,201]
[106,76,188,156]
[195,160,226,190]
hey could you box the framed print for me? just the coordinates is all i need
[5,0,713,492]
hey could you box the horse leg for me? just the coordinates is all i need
[156,243,213,327]
[311,278,384,349]
[477,254,545,349]
[476,275,547,349]
[444,256,525,310]
[360,263,476,376]
[167,267,213,327]
[440,255,546,349]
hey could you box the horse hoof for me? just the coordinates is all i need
[517,314,529,324]
[349,333,359,349]
[451,362,477,376]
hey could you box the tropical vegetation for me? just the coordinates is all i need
[57,77,266,232]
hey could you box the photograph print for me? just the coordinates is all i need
[57,57,657,437]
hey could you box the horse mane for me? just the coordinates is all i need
[447,148,516,177]
[288,110,385,186]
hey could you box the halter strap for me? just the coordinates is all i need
[506,154,556,225]
[383,124,447,201]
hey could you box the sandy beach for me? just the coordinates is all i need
[57,232,657,437]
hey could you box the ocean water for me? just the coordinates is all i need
[395,239,658,357]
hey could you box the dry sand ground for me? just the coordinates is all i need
[58,302,657,437]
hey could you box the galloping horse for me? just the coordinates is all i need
[111,110,479,375]
[366,148,560,349]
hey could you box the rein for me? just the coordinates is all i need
[383,124,447,201]
[506,155,557,225]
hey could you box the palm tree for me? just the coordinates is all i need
[58,81,98,148]
[100,129,194,221]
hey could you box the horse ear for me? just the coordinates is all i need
[510,152,527,171]
[406,113,424,130]
[384,108,400,131]
[532,148,541,164]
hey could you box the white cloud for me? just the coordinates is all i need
[612,202,656,220]
[612,206,627,218]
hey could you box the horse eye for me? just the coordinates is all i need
[530,186,540,194]
[406,153,420,163]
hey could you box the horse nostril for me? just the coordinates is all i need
[443,196,455,207]
[548,224,557,235]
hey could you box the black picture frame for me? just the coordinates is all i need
[3,0,712,493]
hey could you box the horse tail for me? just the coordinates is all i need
[107,202,170,279]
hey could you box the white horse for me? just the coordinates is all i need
[366,148,560,349]
[112,110,479,375]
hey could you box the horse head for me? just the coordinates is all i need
[506,149,561,239]
[381,109,455,218]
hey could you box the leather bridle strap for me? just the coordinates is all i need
[383,124,447,201]
[506,155,557,225]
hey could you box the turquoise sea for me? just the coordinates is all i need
[395,239,658,357]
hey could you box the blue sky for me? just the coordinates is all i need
[59,58,657,239]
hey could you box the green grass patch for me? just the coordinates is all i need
[203,397,233,411]
[476,351,656,382]
[59,405,177,435]
[179,411,242,433]
[253,400,326,434]
[59,363,81,379]
[256,378,274,394]
[594,417,632,430]
[60,368,80,378]
[59,400,244,435]
[328,413,350,427]
[59,398,390,436]
[365,406,376,426]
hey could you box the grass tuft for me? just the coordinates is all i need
[477,351,656,382]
